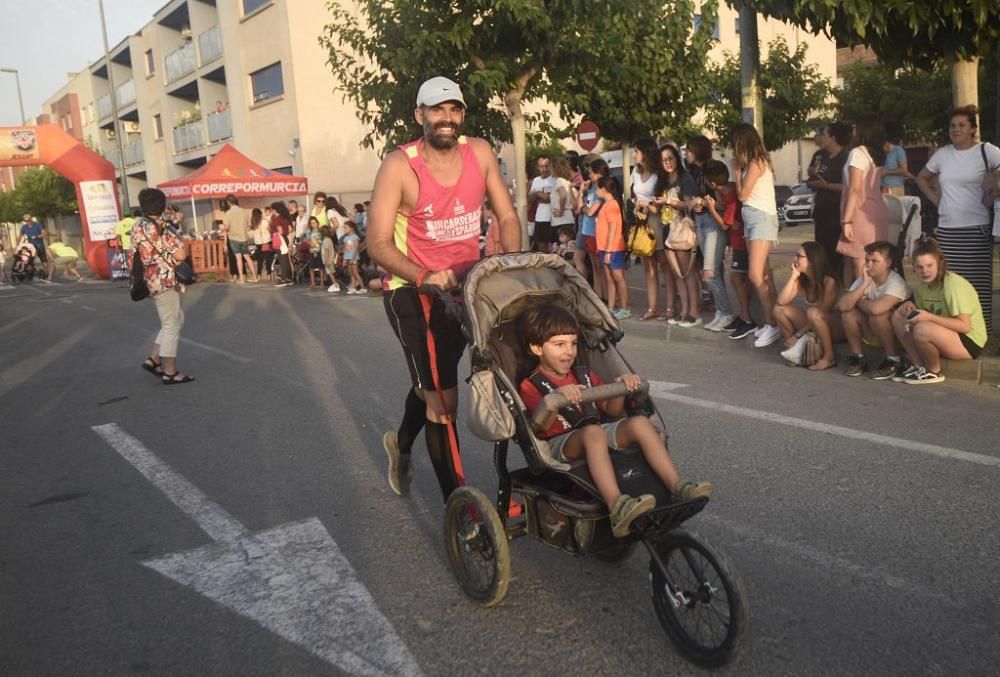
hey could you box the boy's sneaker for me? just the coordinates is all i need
[903,366,945,385]
[327,283,340,292]
[677,315,703,328]
[753,324,783,348]
[609,493,656,537]
[703,311,723,330]
[722,316,743,332]
[707,313,735,332]
[729,320,757,340]
[871,358,899,380]
[891,364,920,383]
[613,307,633,319]
[383,431,411,496]
[844,354,867,377]
[672,480,714,502]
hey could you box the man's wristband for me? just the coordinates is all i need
[415,269,430,287]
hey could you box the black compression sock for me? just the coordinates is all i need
[424,420,461,503]
[397,388,425,455]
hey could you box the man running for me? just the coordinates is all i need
[368,76,521,501]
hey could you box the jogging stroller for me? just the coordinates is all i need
[451,252,747,667]
[11,242,38,283]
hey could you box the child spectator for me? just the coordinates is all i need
[320,226,339,292]
[890,237,986,384]
[517,304,712,537]
[774,241,843,370]
[555,226,576,261]
[703,160,755,339]
[307,216,324,289]
[342,220,364,294]
[838,241,911,379]
[595,176,631,319]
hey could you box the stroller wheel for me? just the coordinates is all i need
[648,529,748,667]
[444,487,511,607]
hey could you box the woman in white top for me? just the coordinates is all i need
[916,104,1000,332]
[837,113,889,287]
[550,157,577,234]
[632,137,674,321]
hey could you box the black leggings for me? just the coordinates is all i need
[255,248,275,275]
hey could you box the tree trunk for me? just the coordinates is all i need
[504,68,536,251]
[946,52,980,110]
[621,142,632,201]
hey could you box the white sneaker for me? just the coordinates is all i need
[780,333,810,365]
[703,311,722,331]
[327,284,341,292]
[707,313,734,333]
[753,325,764,337]
[753,324,783,348]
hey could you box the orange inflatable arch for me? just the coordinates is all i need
[1,124,121,278]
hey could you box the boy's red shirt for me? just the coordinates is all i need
[719,185,745,251]
[519,367,606,439]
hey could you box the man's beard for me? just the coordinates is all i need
[424,120,461,149]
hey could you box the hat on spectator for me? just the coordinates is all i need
[416,76,465,108]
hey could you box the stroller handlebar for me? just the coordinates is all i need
[531,380,649,431]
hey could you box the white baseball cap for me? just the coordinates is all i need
[416,76,466,108]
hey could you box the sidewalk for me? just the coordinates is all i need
[621,224,1000,387]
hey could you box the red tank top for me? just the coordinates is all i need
[390,136,485,289]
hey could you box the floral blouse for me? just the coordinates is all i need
[131,217,182,296]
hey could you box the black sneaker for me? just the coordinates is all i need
[871,358,899,380]
[729,320,757,340]
[844,354,867,377]
[723,316,742,332]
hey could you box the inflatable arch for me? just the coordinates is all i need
[1,124,122,279]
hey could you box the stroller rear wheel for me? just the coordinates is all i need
[648,529,747,667]
[444,487,511,607]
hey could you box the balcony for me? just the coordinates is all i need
[97,94,113,120]
[173,119,204,154]
[206,109,231,143]
[199,26,222,65]
[116,79,136,108]
[165,42,196,84]
[124,139,144,166]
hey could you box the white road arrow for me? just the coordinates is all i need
[92,423,423,677]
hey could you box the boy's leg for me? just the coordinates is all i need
[604,263,616,309]
[567,425,622,508]
[842,307,866,354]
[614,417,680,490]
[730,271,752,322]
[613,267,629,309]
[868,311,898,357]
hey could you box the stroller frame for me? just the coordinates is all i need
[444,253,747,667]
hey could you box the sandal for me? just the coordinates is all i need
[162,372,195,385]
[142,358,162,376]
[638,309,657,321]
[656,308,675,321]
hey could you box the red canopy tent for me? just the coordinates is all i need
[157,143,307,200]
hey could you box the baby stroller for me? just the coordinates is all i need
[451,253,747,667]
[11,242,38,283]
[289,240,312,285]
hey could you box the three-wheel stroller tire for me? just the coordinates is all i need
[648,529,747,667]
[444,487,511,607]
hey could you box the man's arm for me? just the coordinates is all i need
[474,138,522,252]
[367,151,425,284]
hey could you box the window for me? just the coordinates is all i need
[153,114,163,140]
[250,62,283,104]
[145,49,155,76]
[242,0,270,16]
[693,14,720,39]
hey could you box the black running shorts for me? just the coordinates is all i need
[384,286,467,391]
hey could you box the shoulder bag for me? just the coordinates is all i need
[665,208,696,252]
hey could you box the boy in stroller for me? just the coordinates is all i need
[518,303,712,537]
[11,241,38,282]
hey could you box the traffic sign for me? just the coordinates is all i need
[576,120,600,151]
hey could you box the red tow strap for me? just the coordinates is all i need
[418,292,465,487]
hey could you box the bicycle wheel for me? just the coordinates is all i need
[648,529,747,667]
[444,487,511,607]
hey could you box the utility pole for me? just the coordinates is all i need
[738,3,763,135]
[0,67,26,123]
[98,0,130,211]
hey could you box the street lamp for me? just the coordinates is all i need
[0,67,26,124]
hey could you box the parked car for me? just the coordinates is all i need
[780,184,815,225]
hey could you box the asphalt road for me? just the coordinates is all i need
[2,279,998,676]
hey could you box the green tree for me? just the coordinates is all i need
[11,167,77,219]
[741,1,1000,107]
[319,0,717,242]
[703,36,832,151]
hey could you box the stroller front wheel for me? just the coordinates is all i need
[444,487,511,607]
[648,528,747,667]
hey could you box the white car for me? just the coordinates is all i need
[780,184,815,225]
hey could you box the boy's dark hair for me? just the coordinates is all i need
[685,135,713,165]
[138,188,166,217]
[557,225,574,239]
[522,304,579,351]
[702,159,730,187]
[225,193,239,206]
[864,240,896,265]
[827,121,853,147]
[130,209,142,218]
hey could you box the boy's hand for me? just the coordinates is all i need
[704,194,717,213]
[556,384,586,404]
[603,252,611,264]
[615,373,641,392]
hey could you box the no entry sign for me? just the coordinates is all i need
[576,120,601,151]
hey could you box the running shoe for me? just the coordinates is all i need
[722,316,743,332]
[383,431,411,496]
[703,311,723,331]
[327,283,341,292]
[891,364,920,383]
[871,358,899,381]
[903,366,945,385]
[729,320,757,340]
[609,493,656,537]
[672,480,714,502]
[677,315,703,328]
[707,313,735,333]
[844,354,867,377]
[753,324,783,348]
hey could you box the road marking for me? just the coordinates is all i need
[92,423,424,677]
[80,305,96,311]
[179,337,252,363]
[648,380,1000,468]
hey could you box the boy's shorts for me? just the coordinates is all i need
[598,250,627,270]
[584,235,598,255]
[546,420,626,463]
[730,248,748,273]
